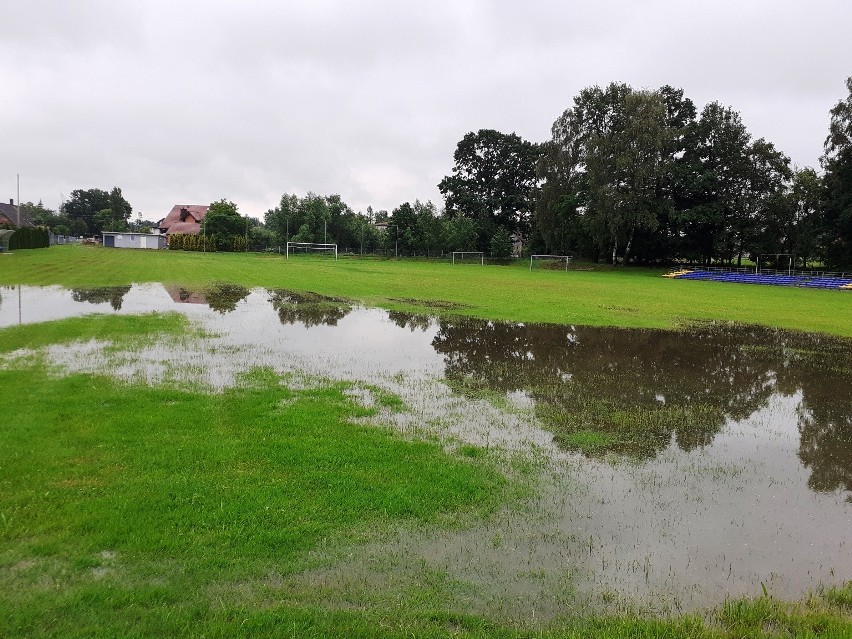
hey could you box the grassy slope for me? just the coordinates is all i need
[1,245,850,336]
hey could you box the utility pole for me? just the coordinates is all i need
[16,174,20,227]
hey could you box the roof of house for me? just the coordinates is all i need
[158,204,209,233]
[165,285,208,305]
[101,231,164,237]
[0,201,35,227]
[165,221,206,235]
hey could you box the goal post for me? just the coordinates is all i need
[530,254,572,272]
[286,242,338,260]
[452,251,484,265]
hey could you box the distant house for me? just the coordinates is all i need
[102,231,167,250]
[157,204,209,239]
[0,199,36,227]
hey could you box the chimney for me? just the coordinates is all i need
[9,199,12,205]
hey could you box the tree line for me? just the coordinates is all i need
[444,78,851,270]
[12,77,850,268]
[266,77,850,268]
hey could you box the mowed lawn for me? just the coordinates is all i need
[2,245,850,336]
[1,250,851,637]
[0,315,507,638]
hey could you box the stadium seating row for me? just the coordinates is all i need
[669,270,852,290]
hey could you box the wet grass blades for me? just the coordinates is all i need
[0,312,190,355]
[0,341,505,637]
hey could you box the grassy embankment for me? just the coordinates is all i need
[1,247,851,636]
[1,244,850,336]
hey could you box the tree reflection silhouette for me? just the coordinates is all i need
[268,290,351,327]
[71,286,132,311]
[204,283,250,314]
[784,338,852,493]
[387,311,434,332]
[432,318,852,487]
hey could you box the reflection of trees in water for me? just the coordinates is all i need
[204,283,250,314]
[432,319,852,485]
[387,311,434,332]
[787,340,852,494]
[268,290,351,327]
[71,286,132,310]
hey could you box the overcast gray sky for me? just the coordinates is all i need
[2,1,850,222]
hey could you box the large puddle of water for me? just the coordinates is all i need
[2,283,851,621]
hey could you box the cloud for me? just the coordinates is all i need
[1,0,850,219]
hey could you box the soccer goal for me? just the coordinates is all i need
[286,242,338,260]
[452,251,484,265]
[530,254,572,272]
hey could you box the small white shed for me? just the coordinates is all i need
[102,231,167,250]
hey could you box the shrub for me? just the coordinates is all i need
[7,226,50,249]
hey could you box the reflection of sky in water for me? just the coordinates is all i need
[2,283,851,617]
[0,285,445,378]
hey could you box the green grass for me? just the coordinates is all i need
[0,312,189,355]
[2,254,851,636]
[0,318,506,637]
[2,245,850,336]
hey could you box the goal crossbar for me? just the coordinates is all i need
[530,254,572,272]
[452,251,484,265]
[286,242,338,260]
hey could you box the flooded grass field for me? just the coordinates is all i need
[1,283,850,626]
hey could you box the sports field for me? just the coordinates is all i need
[1,246,851,638]
[1,245,849,336]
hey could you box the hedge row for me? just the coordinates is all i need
[6,226,50,249]
[169,233,248,252]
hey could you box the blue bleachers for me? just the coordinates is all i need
[671,270,852,290]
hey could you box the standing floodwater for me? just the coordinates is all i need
[2,283,851,618]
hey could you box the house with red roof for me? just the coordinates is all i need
[0,199,35,228]
[157,204,209,239]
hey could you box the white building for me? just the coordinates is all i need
[101,231,167,250]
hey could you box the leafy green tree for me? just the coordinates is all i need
[639,85,698,263]
[678,102,754,264]
[265,193,363,250]
[413,200,444,256]
[737,138,791,265]
[68,218,88,236]
[62,187,132,235]
[535,136,591,257]
[821,76,852,269]
[490,225,513,259]
[439,129,541,248]
[95,208,128,232]
[444,216,478,252]
[248,223,275,251]
[21,201,58,227]
[585,89,674,264]
[389,202,417,255]
[786,167,825,267]
[205,199,247,251]
[541,83,682,264]
[108,187,133,224]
